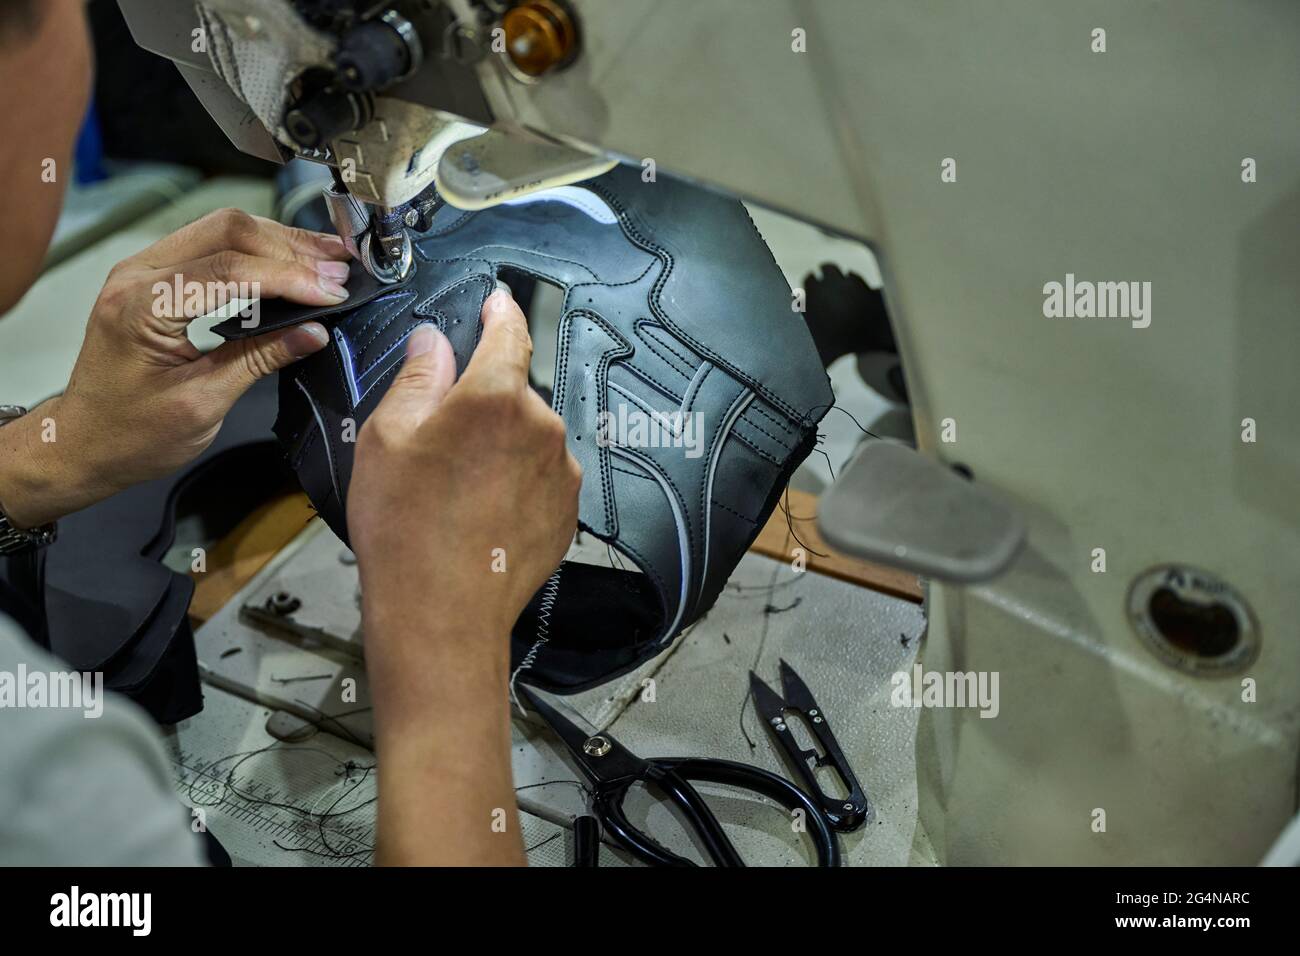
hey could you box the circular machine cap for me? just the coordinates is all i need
[1127,565,1259,676]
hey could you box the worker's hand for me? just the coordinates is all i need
[0,208,349,529]
[348,289,582,661]
[349,289,577,867]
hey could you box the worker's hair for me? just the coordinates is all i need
[0,0,45,51]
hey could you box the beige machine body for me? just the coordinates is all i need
[123,0,1300,864]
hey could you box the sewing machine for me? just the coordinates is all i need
[117,0,1300,865]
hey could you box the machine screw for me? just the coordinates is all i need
[501,0,578,79]
[268,591,301,616]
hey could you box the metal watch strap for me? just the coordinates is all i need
[0,405,58,555]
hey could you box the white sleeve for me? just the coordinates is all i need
[0,615,207,866]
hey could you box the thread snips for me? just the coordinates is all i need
[749,659,869,831]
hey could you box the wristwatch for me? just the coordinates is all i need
[0,405,58,555]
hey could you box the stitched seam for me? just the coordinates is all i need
[412,274,494,320]
[360,356,406,404]
[711,499,757,524]
[746,401,795,435]
[615,443,695,561]
[554,314,571,415]
[611,437,702,608]
[616,361,684,408]
[635,320,697,379]
[697,386,748,574]
[330,336,355,408]
[680,362,713,418]
[292,426,318,471]
[348,277,492,405]
[556,309,632,534]
[417,210,474,237]
[412,250,496,272]
[351,291,417,360]
[606,447,683,639]
[354,288,419,338]
[606,380,656,417]
[485,262,553,289]
[215,19,247,105]
[509,566,562,708]
[731,424,785,464]
[584,179,816,426]
[735,415,793,452]
[612,464,653,481]
[458,245,600,281]
[635,333,693,382]
[412,306,449,335]
[566,257,657,296]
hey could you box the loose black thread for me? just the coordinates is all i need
[292,699,372,750]
[810,401,894,475]
[515,780,587,797]
[763,597,803,616]
[183,733,377,862]
[735,518,809,750]
[778,485,828,559]
[807,402,884,442]
[605,542,630,573]
[524,832,564,855]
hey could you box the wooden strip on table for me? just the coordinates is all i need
[188,492,317,627]
[192,486,922,627]
[749,487,923,602]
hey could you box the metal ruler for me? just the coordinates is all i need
[165,685,377,867]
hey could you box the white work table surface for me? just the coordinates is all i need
[169,520,931,867]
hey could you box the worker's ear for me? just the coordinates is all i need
[0,0,92,317]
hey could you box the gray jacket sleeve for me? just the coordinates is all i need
[0,613,206,866]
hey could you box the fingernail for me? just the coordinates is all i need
[485,288,513,314]
[319,276,350,300]
[406,322,439,357]
[315,233,347,254]
[286,322,330,357]
[316,259,350,280]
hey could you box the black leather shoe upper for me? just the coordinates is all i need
[214,165,832,691]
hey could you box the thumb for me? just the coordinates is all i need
[194,321,331,412]
[372,323,457,426]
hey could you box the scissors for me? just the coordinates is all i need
[518,686,840,867]
[749,660,869,831]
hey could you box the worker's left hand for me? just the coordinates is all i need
[0,208,351,529]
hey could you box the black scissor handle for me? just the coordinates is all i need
[598,758,840,867]
[597,768,744,867]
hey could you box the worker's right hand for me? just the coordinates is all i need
[347,289,582,681]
